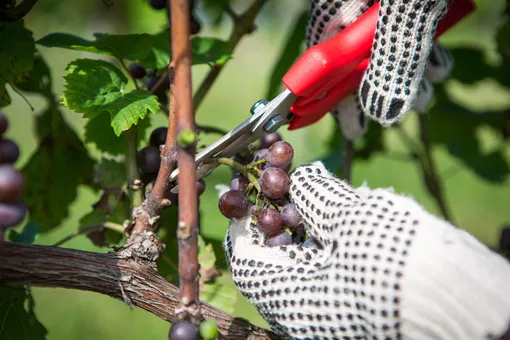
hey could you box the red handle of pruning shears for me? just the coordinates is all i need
[284,0,476,130]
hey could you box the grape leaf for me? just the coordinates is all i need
[62,59,160,136]
[37,31,232,70]
[200,274,238,314]
[95,157,126,189]
[36,33,107,55]
[22,107,95,231]
[0,286,47,340]
[14,53,52,98]
[0,21,35,107]
[497,19,510,58]
[197,236,237,314]
[7,222,41,244]
[428,87,509,183]
[79,191,128,247]
[84,106,152,155]
[265,10,307,99]
[191,38,232,65]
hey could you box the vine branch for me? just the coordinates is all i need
[193,0,269,110]
[170,0,200,318]
[0,242,275,340]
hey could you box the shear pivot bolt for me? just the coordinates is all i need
[250,99,269,115]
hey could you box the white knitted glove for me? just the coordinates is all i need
[224,162,510,339]
[306,0,454,140]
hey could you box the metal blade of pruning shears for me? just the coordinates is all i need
[168,89,296,192]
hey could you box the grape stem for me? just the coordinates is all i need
[217,158,261,192]
[52,222,125,247]
[118,58,144,208]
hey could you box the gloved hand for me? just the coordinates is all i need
[306,0,454,140]
[224,162,510,339]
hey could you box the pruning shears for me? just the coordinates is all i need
[169,0,475,189]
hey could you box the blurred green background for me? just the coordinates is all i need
[2,0,509,338]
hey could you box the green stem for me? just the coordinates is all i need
[124,128,143,208]
[217,158,261,191]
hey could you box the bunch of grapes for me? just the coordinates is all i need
[0,112,26,242]
[218,132,306,247]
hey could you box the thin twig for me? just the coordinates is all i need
[150,69,170,96]
[417,114,452,222]
[119,58,140,90]
[196,123,228,136]
[118,58,144,208]
[129,9,178,237]
[394,122,453,222]
[170,0,200,319]
[52,222,125,247]
[342,139,354,183]
[193,0,269,110]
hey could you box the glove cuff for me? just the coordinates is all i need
[401,218,510,339]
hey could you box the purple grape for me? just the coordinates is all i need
[267,141,294,169]
[169,321,198,340]
[259,167,290,199]
[218,190,249,219]
[150,127,168,147]
[190,17,201,35]
[266,231,292,247]
[0,200,26,228]
[0,166,23,202]
[149,0,167,10]
[230,176,249,192]
[137,146,161,174]
[256,208,282,236]
[0,139,19,164]
[500,226,510,252]
[280,203,302,230]
[253,149,268,162]
[0,112,7,136]
[250,205,261,217]
[128,63,147,79]
[196,179,206,196]
[260,132,282,149]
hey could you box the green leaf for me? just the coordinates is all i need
[0,21,35,107]
[84,110,152,155]
[22,107,95,231]
[106,89,160,136]
[191,37,232,65]
[198,235,216,270]
[78,192,128,247]
[37,31,170,70]
[36,33,107,55]
[8,222,41,244]
[197,236,238,313]
[200,274,238,314]
[62,59,128,119]
[95,157,126,189]
[496,19,510,58]
[62,59,160,135]
[14,54,52,97]
[428,87,509,183]
[0,286,47,340]
[265,10,307,99]
[138,30,170,70]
